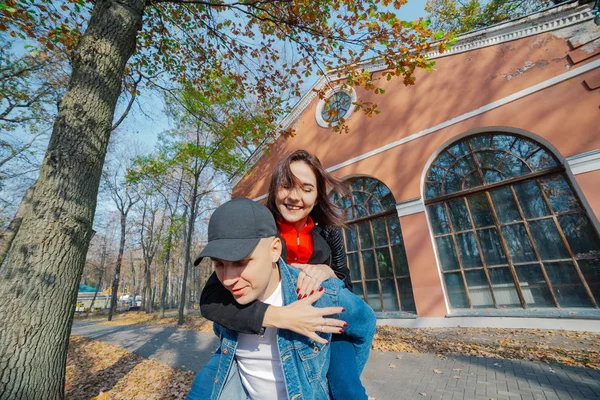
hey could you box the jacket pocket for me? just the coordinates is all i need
[296,342,327,381]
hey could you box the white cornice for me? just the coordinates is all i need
[567,149,600,175]
[396,198,425,217]
[232,1,595,187]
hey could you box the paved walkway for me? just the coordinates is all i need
[72,321,600,400]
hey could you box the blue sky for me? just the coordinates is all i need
[126,0,429,151]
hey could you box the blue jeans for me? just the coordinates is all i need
[328,333,368,400]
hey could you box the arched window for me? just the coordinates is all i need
[425,133,600,310]
[332,177,416,314]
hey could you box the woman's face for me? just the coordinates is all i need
[276,161,318,226]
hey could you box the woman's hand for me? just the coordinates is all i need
[292,263,337,298]
[263,289,347,344]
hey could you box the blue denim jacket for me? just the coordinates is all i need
[188,259,376,400]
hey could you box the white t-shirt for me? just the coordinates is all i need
[235,282,287,400]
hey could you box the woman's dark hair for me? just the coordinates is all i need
[266,150,348,227]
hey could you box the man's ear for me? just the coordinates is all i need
[270,237,282,262]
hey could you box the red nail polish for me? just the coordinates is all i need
[339,329,344,333]
[341,308,345,312]
[325,341,329,345]
[298,294,302,300]
[319,287,324,292]
[310,290,314,295]
[302,294,307,299]
[296,288,300,293]
[343,323,348,327]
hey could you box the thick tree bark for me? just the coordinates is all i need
[108,213,127,321]
[0,1,143,398]
[0,185,35,270]
[178,169,199,325]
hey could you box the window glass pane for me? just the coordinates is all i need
[447,198,471,231]
[372,218,388,247]
[353,205,368,219]
[376,248,393,278]
[386,215,402,245]
[450,155,477,176]
[540,175,581,214]
[436,236,460,271]
[499,154,530,178]
[488,268,521,307]
[464,172,483,190]
[558,214,600,259]
[444,273,469,308]
[444,172,463,195]
[467,193,494,228]
[366,281,382,312]
[344,226,358,252]
[447,141,470,158]
[398,278,417,312]
[477,151,504,170]
[362,250,377,279]
[381,279,400,311]
[515,264,555,307]
[366,196,383,215]
[545,262,593,307]
[482,169,505,184]
[477,228,507,266]
[427,204,450,235]
[513,180,549,219]
[353,191,369,207]
[528,219,569,260]
[364,178,379,193]
[501,224,537,263]
[392,244,409,276]
[352,282,364,298]
[490,187,521,224]
[347,253,361,281]
[372,182,391,201]
[357,222,373,248]
[351,178,365,191]
[492,134,516,152]
[434,151,455,169]
[427,166,446,182]
[527,148,558,171]
[578,259,600,305]
[464,270,494,308]
[511,137,539,159]
[425,182,442,200]
[338,195,352,211]
[380,192,396,211]
[456,232,483,269]
[470,134,492,151]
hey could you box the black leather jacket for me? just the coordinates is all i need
[200,225,351,334]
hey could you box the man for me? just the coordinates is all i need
[186,198,375,400]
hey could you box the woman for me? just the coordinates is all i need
[199,150,371,399]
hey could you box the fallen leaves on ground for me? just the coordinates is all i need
[66,336,194,399]
[100,311,214,333]
[372,326,600,370]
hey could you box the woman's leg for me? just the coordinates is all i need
[327,334,368,400]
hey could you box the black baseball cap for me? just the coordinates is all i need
[193,198,278,266]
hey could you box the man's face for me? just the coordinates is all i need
[213,237,282,305]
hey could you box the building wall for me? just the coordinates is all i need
[233,8,600,319]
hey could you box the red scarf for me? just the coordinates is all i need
[278,217,315,264]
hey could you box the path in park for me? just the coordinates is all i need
[72,321,600,400]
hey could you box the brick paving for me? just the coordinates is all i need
[72,321,600,400]
[363,351,600,400]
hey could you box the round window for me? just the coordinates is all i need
[315,88,356,128]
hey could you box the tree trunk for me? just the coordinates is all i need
[178,173,199,325]
[0,1,143,398]
[144,262,152,313]
[108,213,127,321]
[0,185,35,272]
